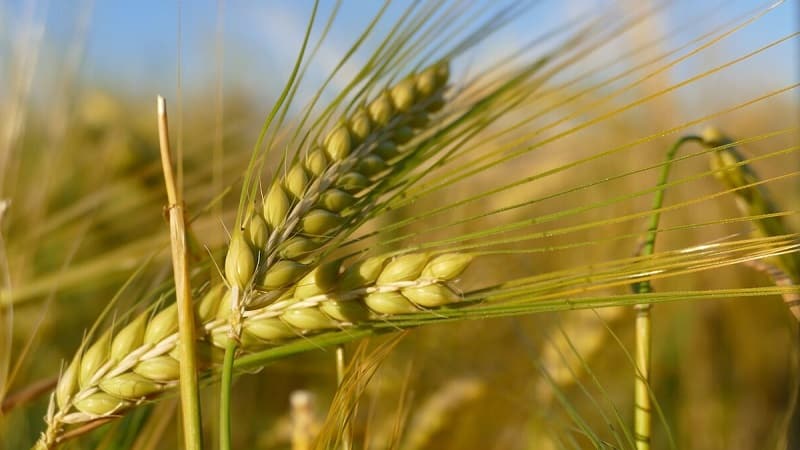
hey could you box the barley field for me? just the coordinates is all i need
[1,1,799,449]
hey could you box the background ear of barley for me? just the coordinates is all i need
[1,1,798,449]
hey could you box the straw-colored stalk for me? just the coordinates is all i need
[156,95,203,450]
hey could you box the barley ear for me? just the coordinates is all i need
[702,126,799,282]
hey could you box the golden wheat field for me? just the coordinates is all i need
[0,1,799,449]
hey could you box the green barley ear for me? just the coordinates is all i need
[183,60,456,346]
[703,126,799,282]
[38,251,473,440]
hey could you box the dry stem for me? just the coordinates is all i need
[157,95,203,450]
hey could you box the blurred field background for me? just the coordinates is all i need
[1,1,799,449]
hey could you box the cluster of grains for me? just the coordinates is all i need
[39,252,472,447]
[225,61,450,305]
[701,126,799,281]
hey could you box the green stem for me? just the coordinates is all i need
[633,135,701,450]
[220,340,236,450]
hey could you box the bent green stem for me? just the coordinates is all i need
[633,135,701,450]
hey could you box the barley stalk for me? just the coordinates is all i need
[35,252,472,448]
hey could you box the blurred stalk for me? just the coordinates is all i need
[633,135,701,450]
[335,345,351,450]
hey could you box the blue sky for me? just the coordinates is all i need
[2,1,797,106]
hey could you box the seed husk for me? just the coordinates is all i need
[301,208,343,236]
[261,260,307,290]
[349,107,373,144]
[375,140,400,160]
[238,330,267,349]
[305,147,329,177]
[110,314,147,364]
[415,65,440,97]
[99,373,162,398]
[357,154,388,176]
[79,330,112,388]
[426,94,445,113]
[422,253,474,280]
[285,165,310,199]
[315,259,341,292]
[209,328,234,349]
[378,254,429,284]
[293,269,325,299]
[74,392,127,416]
[364,291,418,315]
[281,308,337,331]
[57,357,80,409]
[195,284,226,324]
[133,356,180,382]
[390,78,417,112]
[143,305,179,348]
[224,231,256,290]
[264,183,291,228]
[215,290,233,321]
[368,91,395,127]
[337,172,371,193]
[318,189,356,213]
[243,318,296,341]
[401,284,460,307]
[278,236,320,260]
[340,256,387,290]
[246,213,269,250]
[324,125,353,160]
[319,299,370,322]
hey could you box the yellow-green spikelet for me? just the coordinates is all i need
[257,61,450,294]
[48,251,473,437]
